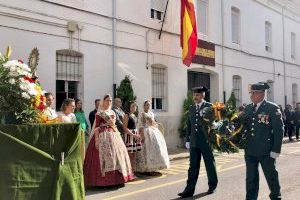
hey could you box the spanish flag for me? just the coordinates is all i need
[180,0,198,67]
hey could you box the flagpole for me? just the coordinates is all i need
[158,0,170,39]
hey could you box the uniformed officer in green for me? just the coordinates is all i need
[178,86,218,198]
[242,82,283,200]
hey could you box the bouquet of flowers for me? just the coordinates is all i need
[0,46,46,124]
[203,95,248,153]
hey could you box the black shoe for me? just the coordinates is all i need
[178,191,194,198]
[207,187,216,194]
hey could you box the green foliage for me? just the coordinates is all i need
[116,75,137,112]
[178,90,194,138]
[226,91,237,111]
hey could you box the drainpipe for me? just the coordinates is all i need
[112,0,117,98]
[221,0,226,103]
[146,29,150,69]
[282,6,287,106]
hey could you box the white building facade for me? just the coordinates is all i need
[1,0,300,149]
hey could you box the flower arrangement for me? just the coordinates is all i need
[0,46,46,123]
[203,93,248,153]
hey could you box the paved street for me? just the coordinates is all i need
[86,141,300,200]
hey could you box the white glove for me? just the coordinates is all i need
[270,152,280,159]
[212,121,223,130]
[185,142,190,149]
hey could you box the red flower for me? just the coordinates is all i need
[18,59,24,64]
[24,76,34,83]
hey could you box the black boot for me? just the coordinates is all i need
[178,190,194,198]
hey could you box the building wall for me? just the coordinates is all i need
[1,0,300,149]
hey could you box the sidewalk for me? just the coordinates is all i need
[168,136,299,161]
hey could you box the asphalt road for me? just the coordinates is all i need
[86,141,300,200]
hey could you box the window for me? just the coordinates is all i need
[291,32,296,59]
[197,0,208,35]
[151,0,167,21]
[292,83,298,107]
[231,7,240,44]
[267,80,274,102]
[232,75,242,106]
[265,21,272,52]
[152,65,167,111]
[56,49,82,110]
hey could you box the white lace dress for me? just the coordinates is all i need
[136,111,170,172]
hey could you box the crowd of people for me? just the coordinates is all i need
[280,104,300,141]
[42,92,170,187]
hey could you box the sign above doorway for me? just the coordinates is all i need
[192,39,215,67]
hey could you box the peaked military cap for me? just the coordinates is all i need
[192,86,208,93]
[250,82,270,91]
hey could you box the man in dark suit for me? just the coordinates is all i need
[294,104,300,140]
[178,86,218,198]
[112,97,126,139]
[284,104,294,141]
[242,82,283,200]
[88,99,100,128]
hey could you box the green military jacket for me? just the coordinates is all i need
[186,101,212,148]
[242,100,284,156]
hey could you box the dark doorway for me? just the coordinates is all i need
[188,71,210,102]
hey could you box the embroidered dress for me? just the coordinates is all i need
[124,113,142,153]
[58,112,77,123]
[42,107,58,120]
[84,110,134,186]
[136,111,170,172]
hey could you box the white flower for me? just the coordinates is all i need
[9,65,16,72]
[28,88,38,96]
[20,84,27,91]
[22,92,31,99]
[8,79,16,85]
[20,81,31,91]
[9,71,19,77]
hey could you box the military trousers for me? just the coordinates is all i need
[184,147,218,193]
[245,155,281,200]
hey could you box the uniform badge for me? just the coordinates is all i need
[258,114,262,123]
[265,115,269,124]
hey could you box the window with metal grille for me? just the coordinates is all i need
[267,80,274,102]
[232,75,242,106]
[231,7,240,44]
[265,21,272,52]
[197,0,208,35]
[292,83,298,107]
[151,0,166,21]
[56,49,82,110]
[291,32,296,59]
[152,65,167,111]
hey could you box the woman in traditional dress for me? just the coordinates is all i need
[84,94,134,186]
[74,99,89,145]
[136,100,170,173]
[123,101,142,172]
[58,98,77,123]
[42,92,58,120]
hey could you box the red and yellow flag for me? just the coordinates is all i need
[180,0,198,67]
